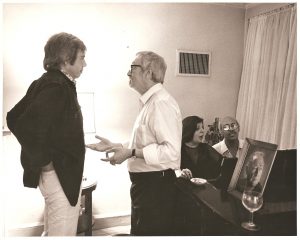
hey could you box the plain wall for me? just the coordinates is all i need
[3,3,245,135]
[2,2,245,233]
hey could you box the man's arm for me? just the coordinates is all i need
[142,100,182,165]
[85,135,123,151]
[6,81,37,134]
[101,147,143,165]
[13,84,65,168]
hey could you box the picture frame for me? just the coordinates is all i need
[175,49,211,77]
[228,138,278,199]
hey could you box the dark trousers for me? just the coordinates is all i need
[129,169,177,236]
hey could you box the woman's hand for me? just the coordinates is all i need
[180,168,193,179]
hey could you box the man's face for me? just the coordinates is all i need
[221,117,239,140]
[127,56,146,94]
[246,152,264,186]
[64,50,86,79]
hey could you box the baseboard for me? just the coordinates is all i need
[6,222,44,237]
[92,212,130,230]
[6,212,131,237]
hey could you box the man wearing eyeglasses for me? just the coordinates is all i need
[212,116,244,158]
[86,51,182,236]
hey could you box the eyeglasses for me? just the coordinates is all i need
[130,64,143,72]
[223,123,239,131]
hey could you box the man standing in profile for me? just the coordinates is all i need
[86,51,182,236]
[6,32,87,236]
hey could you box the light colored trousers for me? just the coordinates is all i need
[39,170,81,236]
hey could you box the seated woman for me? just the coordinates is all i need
[175,115,223,235]
[180,115,223,180]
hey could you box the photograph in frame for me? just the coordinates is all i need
[228,138,278,199]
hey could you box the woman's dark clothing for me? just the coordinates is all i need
[129,169,177,236]
[181,143,222,180]
[175,143,223,235]
[6,70,85,206]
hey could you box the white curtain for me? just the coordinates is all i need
[236,5,296,150]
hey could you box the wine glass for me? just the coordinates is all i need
[241,190,263,231]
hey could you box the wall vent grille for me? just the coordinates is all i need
[176,50,211,77]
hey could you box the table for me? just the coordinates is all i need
[77,177,97,236]
[175,178,296,235]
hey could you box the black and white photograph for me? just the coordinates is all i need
[228,138,278,198]
[0,0,297,238]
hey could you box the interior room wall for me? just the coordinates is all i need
[2,2,245,234]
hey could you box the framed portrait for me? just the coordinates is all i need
[228,138,278,199]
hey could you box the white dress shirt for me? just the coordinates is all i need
[213,138,244,158]
[127,83,182,172]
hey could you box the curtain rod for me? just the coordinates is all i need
[250,3,296,20]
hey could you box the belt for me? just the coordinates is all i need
[129,169,175,182]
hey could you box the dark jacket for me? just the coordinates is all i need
[6,70,85,206]
[181,143,223,180]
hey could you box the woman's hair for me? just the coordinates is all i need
[182,116,204,144]
[136,51,167,84]
[43,32,86,71]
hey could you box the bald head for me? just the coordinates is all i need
[220,116,239,127]
[220,116,240,141]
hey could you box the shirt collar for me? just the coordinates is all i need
[139,83,163,105]
[220,139,229,154]
[238,139,244,149]
[60,69,76,84]
[220,138,243,154]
